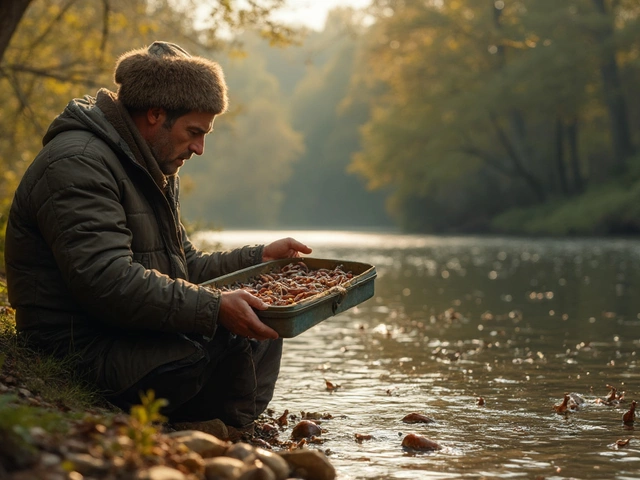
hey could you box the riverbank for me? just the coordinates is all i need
[0,282,336,480]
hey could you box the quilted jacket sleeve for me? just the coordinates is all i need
[181,225,264,285]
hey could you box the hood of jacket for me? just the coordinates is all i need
[43,89,170,192]
[44,91,126,155]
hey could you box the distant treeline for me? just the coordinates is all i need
[1,1,639,241]
[182,0,640,235]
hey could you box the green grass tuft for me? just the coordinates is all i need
[0,281,106,412]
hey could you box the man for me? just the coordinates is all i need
[4,41,312,436]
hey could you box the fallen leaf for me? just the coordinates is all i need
[276,409,289,427]
[324,379,341,392]
[623,401,637,425]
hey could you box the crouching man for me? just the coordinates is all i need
[4,41,312,437]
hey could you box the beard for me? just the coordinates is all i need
[148,130,190,176]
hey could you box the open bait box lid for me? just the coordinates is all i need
[200,257,377,338]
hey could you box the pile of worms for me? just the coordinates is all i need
[216,261,354,306]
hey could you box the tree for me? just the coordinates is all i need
[348,0,639,232]
[589,0,636,167]
[0,0,296,264]
[0,0,32,62]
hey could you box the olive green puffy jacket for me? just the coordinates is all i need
[4,94,263,394]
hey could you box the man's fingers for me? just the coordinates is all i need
[242,314,278,340]
[292,240,312,254]
[250,322,279,340]
[238,291,277,339]
[244,291,269,310]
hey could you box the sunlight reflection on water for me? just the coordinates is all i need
[192,230,640,480]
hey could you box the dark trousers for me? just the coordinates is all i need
[106,332,283,427]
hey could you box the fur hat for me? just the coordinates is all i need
[114,41,228,114]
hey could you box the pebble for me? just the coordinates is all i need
[203,456,246,479]
[290,420,322,440]
[137,465,186,480]
[39,452,62,468]
[18,387,32,398]
[61,438,92,454]
[167,430,230,457]
[173,451,205,475]
[65,453,109,475]
[401,413,435,424]
[254,448,290,480]
[226,442,257,462]
[29,426,47,439]
[238,460,275,480]
[401,433,442,451]
[278,449,336,480]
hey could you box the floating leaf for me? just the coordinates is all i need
[623,401,637,425]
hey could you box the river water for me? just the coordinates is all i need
[192,230,640,480]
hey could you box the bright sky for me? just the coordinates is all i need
[273,0,372,31]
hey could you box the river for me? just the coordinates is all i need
[192,230,640,480]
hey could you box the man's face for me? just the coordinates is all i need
[148,110,216,175]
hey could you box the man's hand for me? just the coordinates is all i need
[262,237,312,262]
[217,237,311,339]
[217,290,278,340]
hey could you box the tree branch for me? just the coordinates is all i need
[459,144,515,177]
[0,0,32,62]
[1,63,104,87]
[26,0,78,53]
[489,113,547,202]
[4,70,43,133]
[99,0,110,62]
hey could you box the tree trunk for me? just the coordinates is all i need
[554,117,570,195]
[566,118,585,194]
[0,0,32,64]
[491,4,546,203]
[591,0,635,168]
[490,115,547,203]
